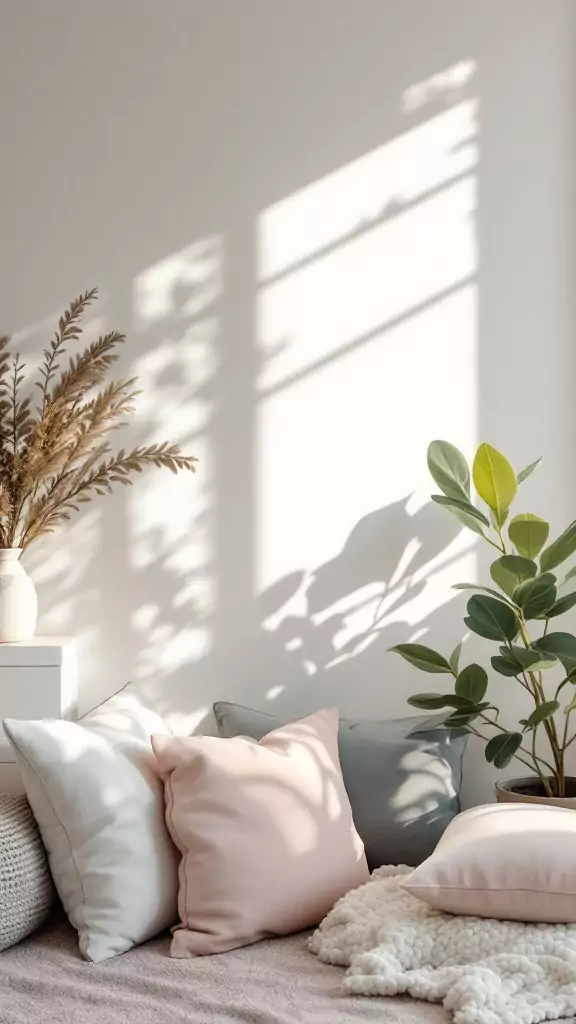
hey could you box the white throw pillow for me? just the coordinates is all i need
[401,803,576,922]
[3,688,179,962]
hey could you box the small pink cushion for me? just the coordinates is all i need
[152,708,368,956]
[401,803,576,922]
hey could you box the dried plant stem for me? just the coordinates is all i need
[0,289,197,551]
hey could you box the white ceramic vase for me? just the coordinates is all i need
[0,549,37,642]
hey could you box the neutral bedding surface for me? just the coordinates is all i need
[0,915,449,1024]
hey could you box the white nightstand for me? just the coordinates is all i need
[0,637,78,793]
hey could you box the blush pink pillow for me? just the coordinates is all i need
[402,803,576,922]
[152,708,368,957]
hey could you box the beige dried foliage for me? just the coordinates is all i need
[0,289,197,550]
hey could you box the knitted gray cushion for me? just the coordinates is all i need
[0,794,53,950]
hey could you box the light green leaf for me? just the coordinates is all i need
[540,520,576,573]
[389,644,452,673]
[564,694,576,716]
[434,501,486,538]
[517,457,543,485]
[464,595,519,642]
[508,514,550,559]
[431,495,490,526]
[504,644,558,672]
[491,653,522,677]
[484,731,523,769]
[526,701,560,727]
[545,592,576,619]
[533,632,576,675]
[490,555,537,598]
[563,566,576,585]
[453,583,516,606]
[513,573,557,619]
[490,508,508,529]
[473,443,517,524]
[455,664,488,704]
[427,440,470,502]
[449,642,462,676]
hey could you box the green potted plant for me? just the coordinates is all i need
[390,440,576,806]
[0,289,197,642]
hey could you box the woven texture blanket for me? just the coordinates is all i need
[309,866,576,1024]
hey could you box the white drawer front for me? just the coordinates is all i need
[0,662,78,762]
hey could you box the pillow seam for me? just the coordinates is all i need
[166,772,188,933]
[3,726,89,945]
[404,883,576,897]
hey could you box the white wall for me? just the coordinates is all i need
[0,1,573,802]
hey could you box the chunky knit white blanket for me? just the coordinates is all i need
[309,866,576,1024]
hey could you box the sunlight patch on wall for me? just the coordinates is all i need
[255,98,479,712]
[403,60,477,113]
[134,238,221,325]
[258,100,477,287]
[128,239,219,684]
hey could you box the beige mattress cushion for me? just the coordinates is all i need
[0,916,449,1024]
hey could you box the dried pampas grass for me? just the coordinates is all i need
[0,288,197,550]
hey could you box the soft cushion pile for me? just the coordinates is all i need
[3,689,178,962]
[214,702,467,870]
[310,866,576,1024]
[153,707,369,956]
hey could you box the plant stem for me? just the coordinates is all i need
[563,730,576,753]
[478,713,555,774]
[495,523,508,554]
[555,675,574,700]
[467,724,549,782]
[485,535,506,554]
[517,611,563,789]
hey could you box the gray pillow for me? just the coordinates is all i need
[213,703,466,870]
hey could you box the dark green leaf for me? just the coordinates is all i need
[408,693,477,711]
[484,731,523,768]
[517,457,543,485]
[406,712,468,738]
[443,702,491,727]
[453,583,516,605]
[455,664,488,704]
[407,693,456,710]
[491,654,521,677]
[473,443,517,523]
[545,592,576,619]
[540,520,576,573]
[533,633,576,675]
[431,495,490,526]
[427,440,470,502]
[464,595,520,642]
[508,514,550,559]
[504,644,558,671]
[389,644,452,673]
[526,701,560,727]
[449,642,462,676]
[490,555,537,598]
[513,573,557,619]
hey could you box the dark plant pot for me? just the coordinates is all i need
[495,776,576,809]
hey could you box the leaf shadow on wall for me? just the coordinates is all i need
[134,495,467,733]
